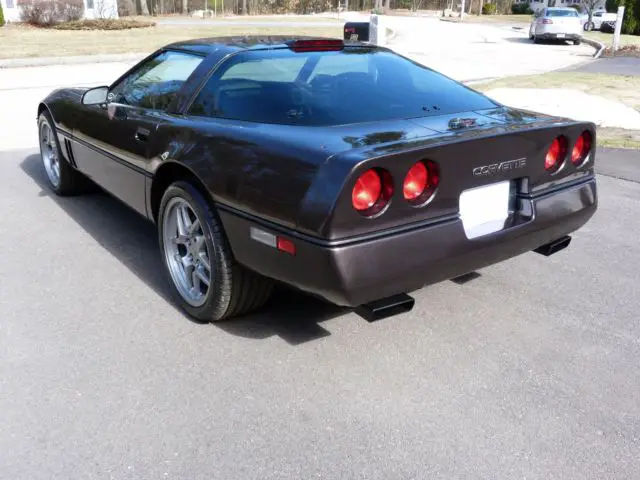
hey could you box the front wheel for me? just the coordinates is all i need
[38,111,91,196]
[158,181,275,322]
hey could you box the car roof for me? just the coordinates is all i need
[165,35,372,56]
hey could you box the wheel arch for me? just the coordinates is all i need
[149,161,215,224]
[37,102,49,117]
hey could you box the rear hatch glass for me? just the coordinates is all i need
[188,46,499,126]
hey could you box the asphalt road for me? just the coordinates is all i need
[567,56,640,75]
[1,146,639,479]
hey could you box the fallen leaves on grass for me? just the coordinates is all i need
[52,19,155,30]
[604,44,640,57]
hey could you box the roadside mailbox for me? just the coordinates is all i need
[343,22,370,42]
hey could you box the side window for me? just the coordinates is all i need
[110,50,203,111]
[188,56,307,118]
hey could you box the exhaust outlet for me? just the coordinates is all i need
[355,293,415,322]
[534,235,572,256]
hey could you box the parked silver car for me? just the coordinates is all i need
[529,7,583,45]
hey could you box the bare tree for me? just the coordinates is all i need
[582,0,600,29]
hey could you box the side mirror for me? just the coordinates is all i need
[82,86,110,105]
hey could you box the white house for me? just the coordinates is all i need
[1,0,118,23]
[513,0,607,13]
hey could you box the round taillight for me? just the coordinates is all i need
[545,136,568,173]
[351,168,393,216]
[572,130,592,166]
[403,161,428,200]
[403,160,440,206]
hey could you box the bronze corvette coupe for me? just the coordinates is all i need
[36,36,597,322]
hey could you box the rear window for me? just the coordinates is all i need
[187,47,498,126]
[547,9,579,16]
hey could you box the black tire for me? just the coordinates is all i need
[533,35,541,44]
[157,180,275,322]
[574,38,582,45]
[38,110,93,196]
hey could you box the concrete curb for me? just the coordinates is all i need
[582,37,605,59]
[0,52,146,69]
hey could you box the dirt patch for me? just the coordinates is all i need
[598,128,640,149]
[476,72,640,111]
[52,19,156,30]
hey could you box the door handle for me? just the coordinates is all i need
[135,127,150,142]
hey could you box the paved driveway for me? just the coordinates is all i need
[382,16,596,81]
[1,145,639,479]
[1,40,639,479]
[565,56,640,75]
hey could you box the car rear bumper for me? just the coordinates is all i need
[536,32,581,40]
[219,176,597,308]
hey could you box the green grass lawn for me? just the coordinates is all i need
[476,72,640,149]
[456,14,533,23]
[0,23,343,59]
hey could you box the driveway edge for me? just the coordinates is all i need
[582,37,605,58]
[0,52,148,69]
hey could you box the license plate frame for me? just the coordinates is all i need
[459,181,512,240]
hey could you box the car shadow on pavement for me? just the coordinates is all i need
[503,36,536,44]
[218,286,351,345]
[20,153,348,345]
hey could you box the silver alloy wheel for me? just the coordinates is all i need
[162,197,212,307]
[40,119,61,188]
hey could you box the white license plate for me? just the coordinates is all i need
[459,181,510,239]
[557,33,566,38]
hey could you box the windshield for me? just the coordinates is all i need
[187,47,498,126]
[547,9,579,17]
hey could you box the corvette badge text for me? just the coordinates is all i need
[473,158,527,177]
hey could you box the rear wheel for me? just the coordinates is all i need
[38,110,92,196]
[158,180,275,322]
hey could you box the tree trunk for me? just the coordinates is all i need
[182,0,188,14]
[140,0,150,15]
[384,0,390,13]
[242,0,246,14]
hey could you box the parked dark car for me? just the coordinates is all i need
[36,36,598,322]
[601,20,616,33]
